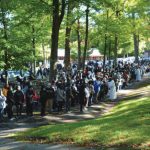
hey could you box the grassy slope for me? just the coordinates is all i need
[17,95,150,149]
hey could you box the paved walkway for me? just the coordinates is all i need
[0,75,149,150]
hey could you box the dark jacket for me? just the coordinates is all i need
[26,89,34,104]
[78,82,85,105]
[14,90,24,105]
[6,90,14,106]
[46,87,55,99]
[40,88,47,104]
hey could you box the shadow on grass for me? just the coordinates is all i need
[120,94,144,101]
[16,97,150,149]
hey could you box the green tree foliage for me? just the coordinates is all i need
[0,0,149,81]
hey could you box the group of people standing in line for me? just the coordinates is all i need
[0,60,150,121]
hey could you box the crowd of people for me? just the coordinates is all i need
[0,60,150,122]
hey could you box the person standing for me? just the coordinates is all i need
[51,80,57,111]
[84,83,90,108]
[56,82,65,112]
[93,77,101,103]
[6,86,14,119]
[2,84,9,97]
[122,71,129,89]
[26,86,34,116]
[135,66,142,81]
[40,85,47,116]
[88,80,94,106]
[78,79,85,112]
[0,89,7,121]
[107,78,117,100]
[65,83,71,112]
[46,84,55,113]
[99,80,108,101]
[71,82,78,106]
[14,86,24,117]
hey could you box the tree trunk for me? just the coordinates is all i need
[108,39,111,74]
[77,19,82,70]
[108,39,111,64]
[103,10,108,77]
[114,11,119,67]
[1,1,9,85]
[49,0,66,81]
[64,1,71,69]
[82,5,89,71]
[103,34,107,77]
[114,34,118,67]
[32,25,36,75]
[42,42,46,66]
[132,12,139,64]
[64,27,71,68]
[133,33,139,63]
[50,2,59,81]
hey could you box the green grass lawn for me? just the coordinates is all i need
[16,96,150,149]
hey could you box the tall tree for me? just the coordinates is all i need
[0,0,11,84]
[82,5,89,70]
[64,0,77,69]
[50,0,66,81]
[64,0,71,69]
[2,0,52,72]
[103,10,109,76]
[31,25,36,75]
[77,19,82,70]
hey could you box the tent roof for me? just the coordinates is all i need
[55,48,103,57]
[89,49,103,57]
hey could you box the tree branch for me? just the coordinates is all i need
[59,0,66,26]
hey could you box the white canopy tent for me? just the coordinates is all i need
[88,48,103,60]
[57,48,104,60]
